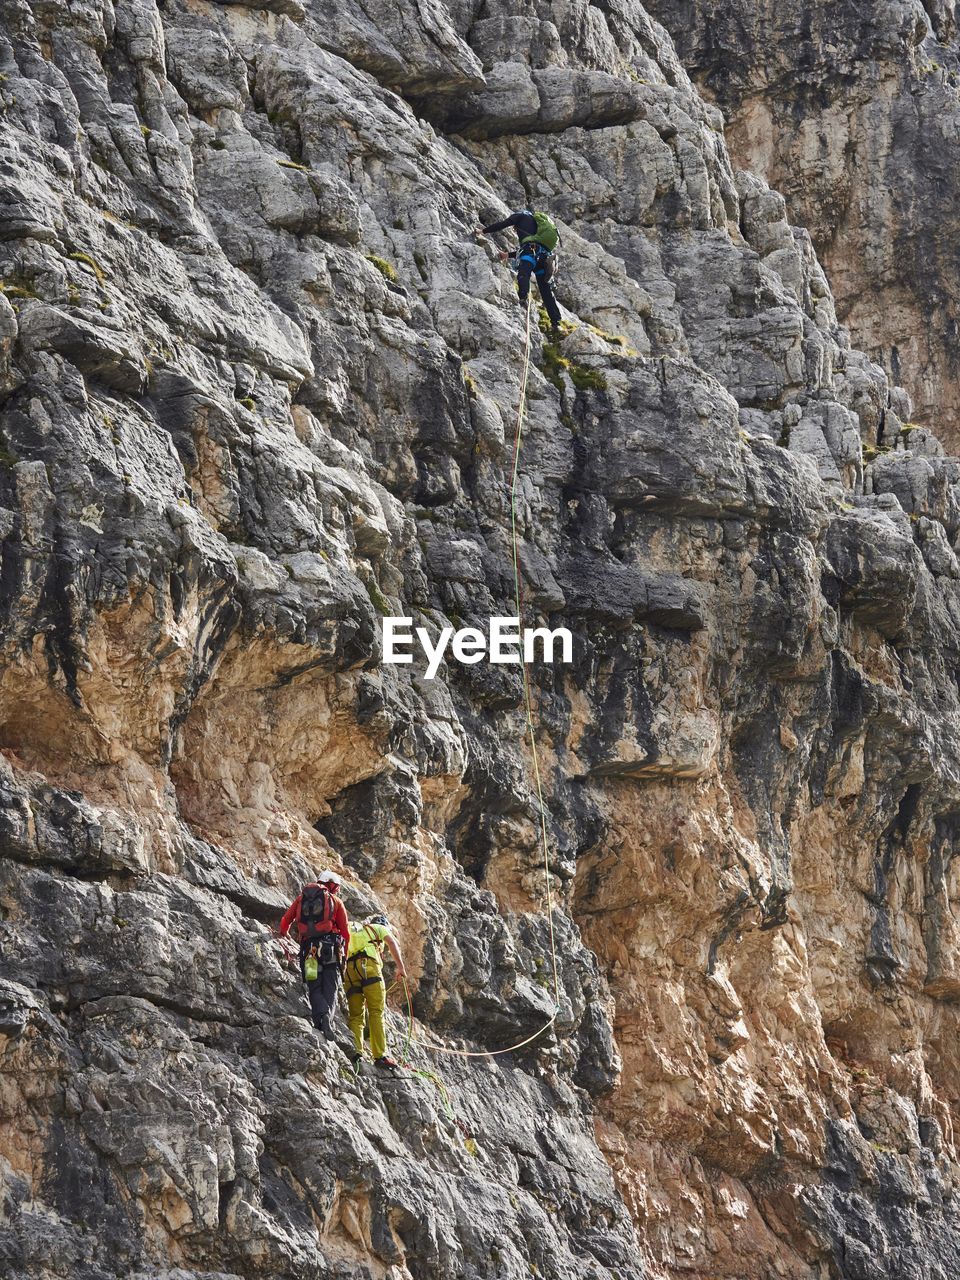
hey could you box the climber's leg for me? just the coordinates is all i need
[536,273,562,329]
[515,247,536,307]
[364,974,388,1061]
[347,984,367,1056]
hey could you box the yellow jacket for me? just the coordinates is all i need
[346,921,389,963]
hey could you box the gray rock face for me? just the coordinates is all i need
[1,1,960,1279]
[643,0,960,447]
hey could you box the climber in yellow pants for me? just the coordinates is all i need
[345,914,405,1071]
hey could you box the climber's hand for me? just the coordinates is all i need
[473,225,486,239]
[498,250,509,263]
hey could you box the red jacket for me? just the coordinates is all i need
[280,888,349,950]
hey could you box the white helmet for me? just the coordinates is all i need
[317,870,342,888]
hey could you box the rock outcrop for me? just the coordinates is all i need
[1,1,960,1279]
[644,0,960,448]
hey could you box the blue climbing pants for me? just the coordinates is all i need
[516,244,561,326]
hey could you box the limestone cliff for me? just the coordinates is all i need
[1,2,960,1279]
[643,0,960,448]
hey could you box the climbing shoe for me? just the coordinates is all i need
[318,1013,335,1043]
[374,1055,400,1071]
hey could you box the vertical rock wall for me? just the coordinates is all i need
[0,1,960,1278]
[643,0,960,446]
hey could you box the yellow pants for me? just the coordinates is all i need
[345,954,386,1059]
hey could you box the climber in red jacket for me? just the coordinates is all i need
[279,870,350,1042]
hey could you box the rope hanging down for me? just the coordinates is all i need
[279,304,561,1074]
[408,295,563,1061]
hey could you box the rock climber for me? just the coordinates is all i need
[279,870,350,1043]
[345,912,406,1073]
[474,209,563,334]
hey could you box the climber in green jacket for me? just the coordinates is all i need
[475,209,563,333]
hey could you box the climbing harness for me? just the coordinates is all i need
[344,921,390,995]
[303,933,341,981]
[344,952,383,998]
[515,243,558,284]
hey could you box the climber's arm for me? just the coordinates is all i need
[477,212,523,236]
[385,933,406,978]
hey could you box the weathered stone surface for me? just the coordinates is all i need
[1,1,960,1279]
[417,62,649,139]
[644,0,960,447]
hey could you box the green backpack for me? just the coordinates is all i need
[522,210,559,251]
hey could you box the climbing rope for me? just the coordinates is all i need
[399,295,562,1063]
[311,297,564,1113]
[508,295,562,1007]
